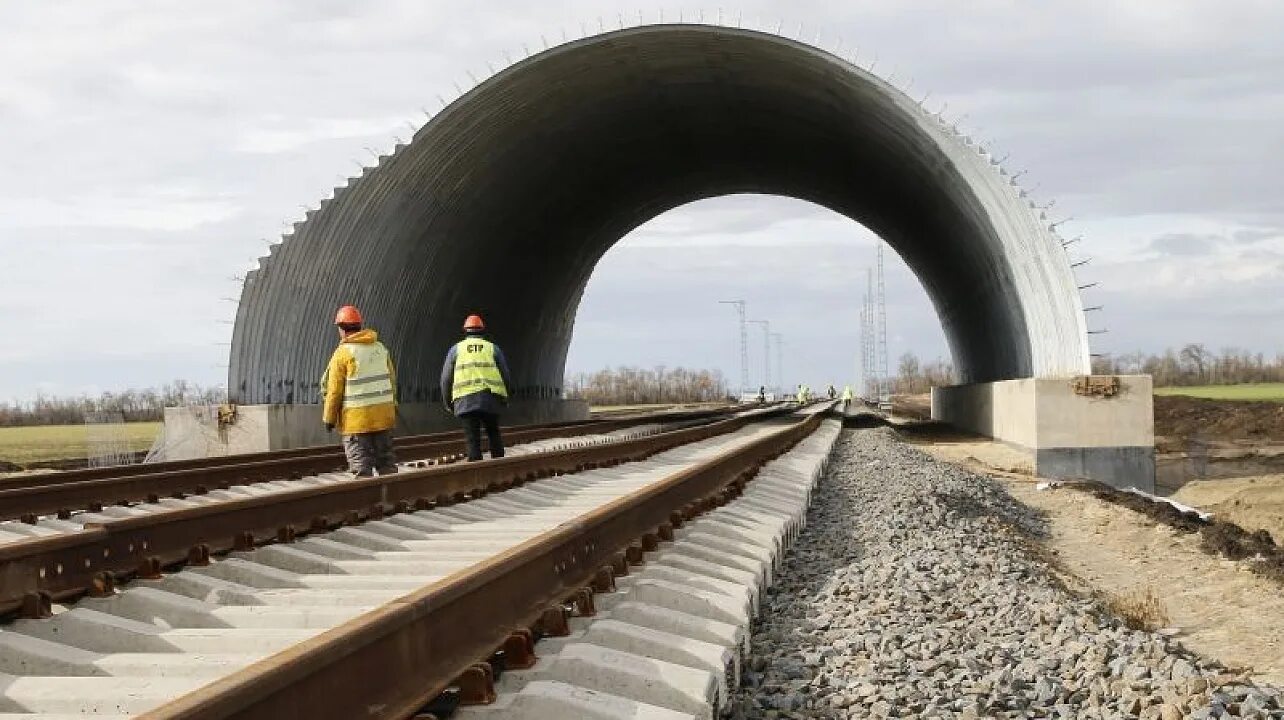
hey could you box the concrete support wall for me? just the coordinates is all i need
[932,376,1154,491]
[157,400,590,461]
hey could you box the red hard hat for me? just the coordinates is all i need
[463,314,485,331]
[334,305,363,325]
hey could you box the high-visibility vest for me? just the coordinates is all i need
[452,337,508,400]
[341,342,395,409]
[841,386,853,401]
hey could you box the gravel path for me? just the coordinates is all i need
[733,428,1283,719]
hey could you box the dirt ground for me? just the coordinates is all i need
[1171,475,1284,544]
[890,393,932,421]
[908,433,1284,686]
[1154,394,1284,452]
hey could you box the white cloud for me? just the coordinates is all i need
[232,115,413,154]
[0,0,1281,399]
[0,193,241,232]
[625,196,873,248]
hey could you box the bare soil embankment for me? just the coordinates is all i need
[905,392,1284,687]
[905,432,1284,685]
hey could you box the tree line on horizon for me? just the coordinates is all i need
[891,344,1284,395]
[564,366,728,406]
[2,345,1277,427]
[0,381,225,428]
[1090,344,1284,387]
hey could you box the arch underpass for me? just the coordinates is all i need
[228,23,1089,406]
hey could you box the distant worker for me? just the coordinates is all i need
[757,385,767,403]
[440,314,514,462]
[827,384,837,400]
[841,385,853,412]
[796,384,805,403]
[322,305,398,477]
[802,384,812,403]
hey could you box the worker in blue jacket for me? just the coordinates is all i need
[440,314,515,461]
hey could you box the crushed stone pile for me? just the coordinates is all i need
[733,428,1283,719]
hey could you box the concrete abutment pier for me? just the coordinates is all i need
[931,375,1155,491]
[156,400,589,461]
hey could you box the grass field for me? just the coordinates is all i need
[0,422,162,466]
[1154,383,1284,402]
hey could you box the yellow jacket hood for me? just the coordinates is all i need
[341,329,380,344]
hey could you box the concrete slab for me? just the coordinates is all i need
[455,680,695,720]
[605,602,746,656]
[625,567,756,614]
[608,579,750,628]
[540,619,736,706]
[0,673,204,714]
[495,643,716,720]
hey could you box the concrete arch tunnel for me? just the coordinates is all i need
[218,24,1151,488]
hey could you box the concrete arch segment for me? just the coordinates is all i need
[228,24,1090,407]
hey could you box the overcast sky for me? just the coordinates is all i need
[1,1,1281,401]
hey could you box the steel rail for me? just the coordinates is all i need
[0,407,733,493]
[0,410,786,619]
[0,422,564,490]
[0,410,736,523]
[142,412,823,720]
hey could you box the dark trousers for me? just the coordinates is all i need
[461,411,504,461]
[343,430,397,476]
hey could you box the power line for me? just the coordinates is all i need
[749,320,771,392]
[771,332,783,397]
[717,299,749,393]
[876,242,890,407]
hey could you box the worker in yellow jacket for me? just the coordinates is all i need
[322,305,397,476]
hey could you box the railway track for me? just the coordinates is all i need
[0,407,741,527]
[0,403,838,719]
[0,421,681,560]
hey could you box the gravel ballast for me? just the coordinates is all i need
[733,428,1283,719]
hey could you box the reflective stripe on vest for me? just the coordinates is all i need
[342,342,395,409]
[452,338,507,400]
